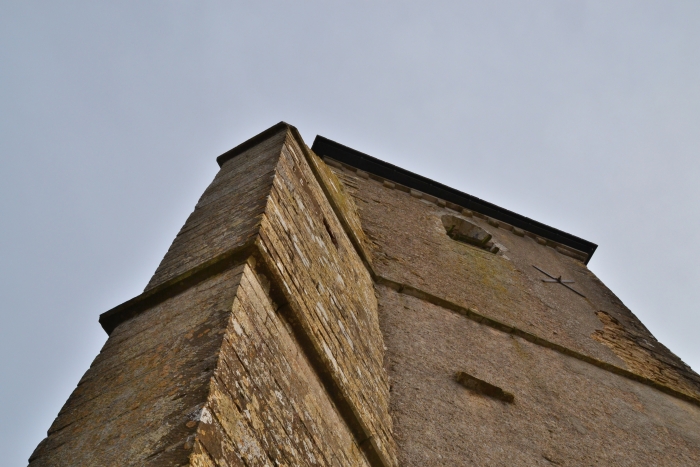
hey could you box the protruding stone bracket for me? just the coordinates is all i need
[456,371,515,403]
[312,135,598,263]
[442,214,500,253]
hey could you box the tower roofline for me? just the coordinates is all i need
[216,121,293,167]
[311,135,598,263]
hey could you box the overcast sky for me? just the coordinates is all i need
[2,1,700,464]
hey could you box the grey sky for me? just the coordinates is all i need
[2,1,700,464]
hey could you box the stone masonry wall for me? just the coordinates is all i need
[31,124,395,466]
[183,123,398,465]
[379,285,700,466]
[255,133,396,466]
[325,158,700,465]
[328,162,700,401]
[29,266,246,466]
[189,263,371,467]
[36,121,700,466]
[146,130,286,290]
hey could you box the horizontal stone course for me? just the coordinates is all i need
[30,267,245,466]
[330,164,700,401]
[377,284,700,466]
[33,122,700,467]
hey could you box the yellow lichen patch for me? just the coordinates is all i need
[592,311,699,398]
[305,151,374,268]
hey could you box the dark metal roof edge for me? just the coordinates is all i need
[311,135,598,263]
[216,121,292,167]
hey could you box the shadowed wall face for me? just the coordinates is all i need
[254,133,396,465]
[324,159,700,466]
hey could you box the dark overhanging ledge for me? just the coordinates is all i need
[99,239,256,334]
[311,135,598,263]
[216,121,291,167]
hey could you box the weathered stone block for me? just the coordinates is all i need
[441,214,492,246]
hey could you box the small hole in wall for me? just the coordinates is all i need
[323,217,338,248]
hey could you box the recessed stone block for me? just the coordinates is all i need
[455,371,514,403]
[442,214,492,247]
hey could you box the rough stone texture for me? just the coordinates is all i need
[329,163,700,400]
[196,264,370,466]
[31,125,394,466]
[146,130,286,290]
[305,150,375,268]
[29,266,246,467]
[30,260,375,467]
[378,285,700,466]
[592,310,700,398]
[255,133,396,465]
[31,123,700,466]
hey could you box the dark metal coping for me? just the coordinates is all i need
[311,135,597,263]
[217,121,292,167]
[99,240,255,334]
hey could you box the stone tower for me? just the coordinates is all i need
[29,123,700,466]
